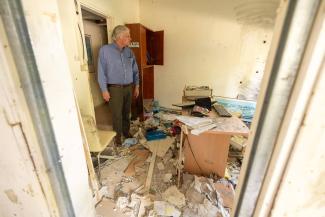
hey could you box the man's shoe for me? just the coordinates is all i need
[123,132,133,139]
[115,135,122,146]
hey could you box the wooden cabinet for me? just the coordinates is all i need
[126,23,164,119]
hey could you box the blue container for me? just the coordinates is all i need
[145,130,167,141]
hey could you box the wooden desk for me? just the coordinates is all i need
[182,107,249,177]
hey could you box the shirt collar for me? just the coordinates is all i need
[112,42,125,52]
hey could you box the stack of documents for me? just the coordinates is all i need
[176,116,217,135]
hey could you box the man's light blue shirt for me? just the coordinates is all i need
[98,43,140,92]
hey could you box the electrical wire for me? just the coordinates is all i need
[185,134,203,174]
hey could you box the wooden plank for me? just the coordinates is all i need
[144,144,157,192]
[145,137,174,158]
[124,149,150,176]
[177,126,185,187]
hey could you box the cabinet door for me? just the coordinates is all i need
[142,66,154,99]
[140,26,147,66]
[153,31,164,65]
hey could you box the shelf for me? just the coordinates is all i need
[143,65,154,69]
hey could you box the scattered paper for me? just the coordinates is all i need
[191,123,218,135]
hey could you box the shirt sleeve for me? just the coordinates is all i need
[131,51,140,86]
[97,47,108,92]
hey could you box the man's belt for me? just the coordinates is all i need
[108,83,133,88]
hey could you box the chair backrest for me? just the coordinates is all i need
[81,115,116,152]
[81,115,102,152]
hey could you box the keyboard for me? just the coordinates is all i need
[213,104,232,117]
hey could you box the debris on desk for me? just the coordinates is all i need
[176,115,214,129]
[191,105,210,117]
[191,123,218,135]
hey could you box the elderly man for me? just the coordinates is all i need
[98,25,140,145]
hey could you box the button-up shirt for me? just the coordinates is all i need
[97,43,140,92]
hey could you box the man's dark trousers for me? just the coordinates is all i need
[108,85,132,138]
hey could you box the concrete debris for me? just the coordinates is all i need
[139,138,147,145]
[164,173,172,182]
[145,137,174,158]
[183,175,230,217]
[133,128,146,140]
[162,150,173,164]
[116,196,129,210]
[154,201,181,217]
[144,117,160,129]
[157,162,165,170]
[185,186,205,204]
[137,194,154,217]
[230,135,247,151]
[95,110,237,217]
[101,157,133,198]
[162,185,186,208]
[214,179,235,209]
[227,159,241,187]
[114,194,143,217]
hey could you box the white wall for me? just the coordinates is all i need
[139,0,274,107]
[81,0,140,27]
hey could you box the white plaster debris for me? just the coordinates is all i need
[157,162,165,170]
[163,173,172,182]
[96,111,237,217]
[162,185,186,208]
[154,201,181,217]
[115,197,129,210]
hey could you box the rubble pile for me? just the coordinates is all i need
[96,111,242,217]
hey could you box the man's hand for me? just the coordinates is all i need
[102,91,110,102]
[134,86,139,98]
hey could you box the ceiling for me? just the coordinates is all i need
[234,0,280,27]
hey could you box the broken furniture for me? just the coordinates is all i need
[181,107,249,177]
[126,23,164,119]
[82,115,116,183]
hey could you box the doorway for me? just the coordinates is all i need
[81,6,112,130]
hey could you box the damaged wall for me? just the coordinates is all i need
[139,0,277,106]
[16,0,96,216]
[0,19,56,217]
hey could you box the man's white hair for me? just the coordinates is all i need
[111,25,129,42]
